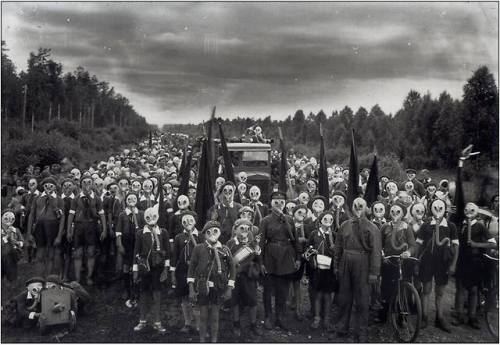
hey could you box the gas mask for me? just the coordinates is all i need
[142,179,154,194]
[320,213,334,227]
[331,195,345,209]
[249,186,261,201]
[205,226,221,244]
[386,182,398,196]
[118,179,129,193]
[312,199,325,214]
[91,173,99,181]
[2,211,15,227]
[381,176,389,184]
[410,203,426,221]
[235,223,251,244]
[81,178,93,193]
[255,126,262,136]
[94,178,104,193]
[62,181,74,196]
[126,194,138,208]
[215,177,225,191]
[240,210,254,222]
[222,185,235,204]
[181,214,196,232]
[343,170,349,180]
[352,197,367,218]
[131,181,141,193]
[306,180,317,193]
[372,202,386,219]
[177,195,190,210]
[71,168,81,180]
[27,282,43,300]
[464,202,479,220]
[390,204,404,223]
[45,282,59,290]
[238,172,248,184]
[426,185,436,196]
[237,183,247,196]
[107,170,116,179]
[431,199,446,220]
[109,156,116,164]
[43,182,56,195]
[285,202,297,216]
[109,184,119,196]
[310,157,317,169]
[397,191,412,206]
[407,172,416,181]
[271,198,286,212]
[405,181,414,193]
[293,208,307,222]
[28,179,38,192]
[144,205,159,226]
[298,192,310,205]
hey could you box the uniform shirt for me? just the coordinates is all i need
[21,190,40,214]
[115,208,144,237]
[138,194,157,211]
[187,241,236,288]
[227,235,262,274]
[132,225,171,271]
[61,193,75,227]
[457,219,496,259]
[415,218,459,255]
[29,192,64,222]
[334,217,382,277]
[69,192,104,223]
[380,221,417,256]
[209,202,242,243]
[170,229,201,271]
[308,227,335,257]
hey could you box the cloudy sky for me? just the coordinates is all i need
[2,2,498,125]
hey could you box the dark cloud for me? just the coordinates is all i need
[2,2,497,125]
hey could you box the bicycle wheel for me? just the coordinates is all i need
[389,281,422,343]
[485,284,499,341]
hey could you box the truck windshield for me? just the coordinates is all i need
[242,151,268,162]
[229,151,268,168]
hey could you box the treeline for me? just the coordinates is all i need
[164,66,498,171]
[1,41,152,172]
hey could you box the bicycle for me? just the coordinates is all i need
[482,252,498,341]
[383,255,422,343]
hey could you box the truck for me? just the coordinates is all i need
[225,142,273,203]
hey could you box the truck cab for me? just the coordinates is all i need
[226,143,272,203]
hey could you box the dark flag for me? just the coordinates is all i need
[206,107,216,180]
[278,127,287,194]
[218,120,236,184]
[450,156,466,227]
[178,146,193,199]
[195,138,215,228]
[157,176,168,229]
[148,131,153,149]
[318,123,329,199]
[364,154,380,207]
[347,129,360,209]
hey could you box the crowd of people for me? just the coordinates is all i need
[1,131,498,342]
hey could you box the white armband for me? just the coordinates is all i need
[167,208,173,213]
[488,238,497,244]
[164,259,170,267]
[416,238,424,245]
[115,232,122,237]
[132,264,138,272]
[98,210,105,215]
[169,239,174,243]
[451,239,459,246]
[69,210,76,215]
[228,280,235,288]
[170,266,176,272]
[187,277,195,283]
[28,312,37,319]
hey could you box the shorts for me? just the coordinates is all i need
[1,254,18,281]
[73,221,98,248]
[197,288,223,306]
[231,272,258,307]
[121,233,135,267]
[139,265,163,292]
[419,251,449,286]
[174,264,190,299]
[33,219,59,248]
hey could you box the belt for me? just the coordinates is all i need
[344,249,368,255]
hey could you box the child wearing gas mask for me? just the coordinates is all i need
[289,204,308,321]
[1,209,24,284]
[227,219,263,337]
[171,211,201,334]
[116,191,144,305]
[378,202,417,323]
[306,211,336,330]
[187,221,236,342]
[132,204,170,334]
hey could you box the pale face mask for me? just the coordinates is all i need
[312,199,325,214]
[205,227,220,244]
[131,181,141,193]
[27,282,43,299]
[431,199,446,220]
[118,179,129,193]
[237,183,247,195]
[71,169,81,180]
[298,192,310,205]
[405,181,414,193]
[285,202,297,215]
[177,195,190,210]
[386,182,398,196]
[2,211,15,227]
[126,194,137,208]
[294,208,307,222]
[426,185,436,196]
[390,205,404,223]
[240,211,253,222]
[43,183,56,195]
[321,214,334,227]
[352,198,367,218]
[372,203,386,219]
[236,225,250,243]
[249,186,261,201]
[222,185,235,203]
[181,215,196,231]
[28,179,38,191]
[81,178,93,193]
[107,170,116,179]
[464,202,479,220]
[271,199,286,212]
[306,180,317,193]
[238,172,248,184]
[144,206,159,226]
[215,177,225,191]
[331,195,345,209]
[142,179,154,194]
[62,181,74,196]
[411,203,426,220]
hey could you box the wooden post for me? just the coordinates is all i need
[57,103,61,120]
[48,102,52,122]
[22,84,27,128]
[31,111,34,133]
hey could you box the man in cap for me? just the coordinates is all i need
[26,177,65,276]
[404,169,425,198]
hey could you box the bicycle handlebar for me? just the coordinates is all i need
[384,255,420,262]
